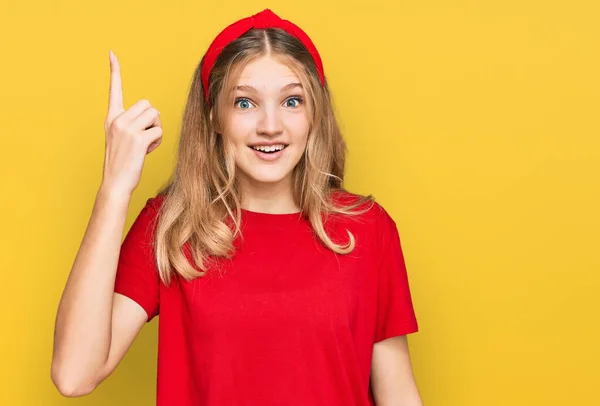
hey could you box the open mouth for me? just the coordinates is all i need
[248,145,289,154]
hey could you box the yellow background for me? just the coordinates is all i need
[1,0,598,405]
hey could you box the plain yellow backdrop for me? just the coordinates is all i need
[1,0,598,405]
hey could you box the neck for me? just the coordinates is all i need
[238,174,300,214]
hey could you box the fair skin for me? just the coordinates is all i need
[217,54,310,214]
[51,51,161,396]
[51,51,421,404]
[372,336,423,406]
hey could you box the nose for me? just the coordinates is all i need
[256,103,283,137]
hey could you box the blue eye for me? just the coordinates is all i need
[234,96,303,109]
[234,98,253,109]
[285,97,303,108]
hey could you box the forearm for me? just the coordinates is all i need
[51,186,131,394]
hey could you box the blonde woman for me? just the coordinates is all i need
[52,8,422,406]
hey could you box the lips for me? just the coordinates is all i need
[249,145,287,161]
[248,143,289,148]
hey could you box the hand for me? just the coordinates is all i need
[100,50,163,196]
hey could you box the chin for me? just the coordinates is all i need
[244,169,292,184]
[235,150,302,186]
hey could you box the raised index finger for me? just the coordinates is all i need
[107,50,124,121]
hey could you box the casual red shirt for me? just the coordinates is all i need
[114,191,418,405]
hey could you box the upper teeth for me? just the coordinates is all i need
[252,144,285,152]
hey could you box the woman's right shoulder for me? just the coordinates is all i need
[145,193,168,211]
[132,194,168,227]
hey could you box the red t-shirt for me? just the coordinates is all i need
[114,191,418,405]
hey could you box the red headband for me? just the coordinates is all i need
[201,8,325,105]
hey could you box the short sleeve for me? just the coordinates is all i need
[114,197,161,322]
[374,210,419,342]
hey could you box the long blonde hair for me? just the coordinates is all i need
[153,28,374,284]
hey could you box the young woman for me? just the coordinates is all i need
[51,8,422,406]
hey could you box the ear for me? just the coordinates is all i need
[209,108,223,136]
[210,108,221,128]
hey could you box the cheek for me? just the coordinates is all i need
[223,118,252,147]
[288,115,310,142]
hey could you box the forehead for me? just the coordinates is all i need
[236,55,301,89]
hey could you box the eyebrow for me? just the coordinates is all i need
[234,82,303,93]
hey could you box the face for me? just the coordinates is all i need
[218,55,310,189]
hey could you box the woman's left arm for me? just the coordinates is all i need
[371,335,423,406]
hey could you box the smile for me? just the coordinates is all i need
[249,144,288,153]
[248,145,288,161]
